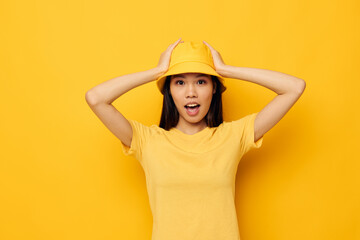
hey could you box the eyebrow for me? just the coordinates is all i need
[172,74,209,78]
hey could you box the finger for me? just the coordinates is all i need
[174,39,182,45]
[169,39,183,50]
[167,38,181,48]
[203,40,215,50]
[172,37,182,46]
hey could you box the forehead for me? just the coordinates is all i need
[171,73,211,79]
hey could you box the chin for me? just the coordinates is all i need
[181,112,207,123]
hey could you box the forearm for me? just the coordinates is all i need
[217,65,305,95]
[86,67,165,105]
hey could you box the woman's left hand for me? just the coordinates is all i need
[203,40,227,76]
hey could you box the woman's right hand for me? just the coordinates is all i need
[156,38,184,73]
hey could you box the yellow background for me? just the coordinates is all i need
[1,0,359,239]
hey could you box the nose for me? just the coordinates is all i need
[185,83,197,98]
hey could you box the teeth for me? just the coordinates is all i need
[186,104,198,107]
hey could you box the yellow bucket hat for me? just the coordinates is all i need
[156,40,226,94]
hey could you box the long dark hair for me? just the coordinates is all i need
[159,75,225,130]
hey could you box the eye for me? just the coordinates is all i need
[198,80,206,84]
[175,80,184,85]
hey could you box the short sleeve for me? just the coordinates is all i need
[232,112,264,155]
[120,119,151,163]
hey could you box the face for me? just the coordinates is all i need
[170,72,215,127]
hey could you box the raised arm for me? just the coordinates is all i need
[203,40,306,143]
[217,65,306,142]
[85,67,165,147]
[85,38,183,147]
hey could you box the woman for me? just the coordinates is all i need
[85,38,306,240]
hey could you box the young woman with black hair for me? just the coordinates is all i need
[85,38,306,240]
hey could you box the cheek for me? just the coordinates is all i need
[170,93,183,108]
[203,92,214,105]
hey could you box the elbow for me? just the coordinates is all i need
[293,79,306,95]
[85,90,99,106]
[298,79,306,93]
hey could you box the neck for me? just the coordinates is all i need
[175,119,208,135]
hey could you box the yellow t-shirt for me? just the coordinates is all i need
[120,112,264,240]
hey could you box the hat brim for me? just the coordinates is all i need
[156,61,226,94]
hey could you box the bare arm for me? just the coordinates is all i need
[202,40,306,143]
[86,67,165,105]
[85,38,183,148]
[217,66,304,95]
[85,67,165,147]
[217,65,306,142]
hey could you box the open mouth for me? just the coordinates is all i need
[184,104,200,109]
[184,104,200,115]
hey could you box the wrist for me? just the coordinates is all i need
[217,64,231,78]
[152,67,167,79]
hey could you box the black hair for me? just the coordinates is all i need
[159,75,225,130]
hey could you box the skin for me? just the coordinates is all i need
[170,72,216,135]
[86,37,305,148]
